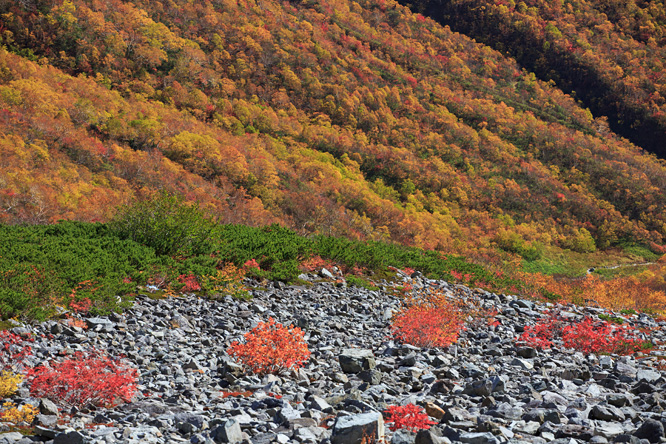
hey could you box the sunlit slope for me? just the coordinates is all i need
[0,0,665,260]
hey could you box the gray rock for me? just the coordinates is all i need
[606,393,630,407]
[0,433,25,443]
[53,431,85,444]
[634,419,665,443]
[212,419,243,443]
[34,414,58,427]
[331,412,384,444]
[590,404,625,422]
[39,398,59,416]
[511,357,534,370]
[339,349,376,373]
[309,395,334,413]
[392,429,417,444]
[463,377,503,396]
[516,347,537,358]
[414,428,443,444]
[595,421,625,438]
[637,369,661,383]
[459,432,500,444]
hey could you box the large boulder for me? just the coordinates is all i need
[331,412,384,444]
[339,349,376,374]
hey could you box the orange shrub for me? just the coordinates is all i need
[391,290,465,348]
[227,318,310,375]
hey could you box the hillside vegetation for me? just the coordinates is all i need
[0,0,666,308]
[412,0,666,157]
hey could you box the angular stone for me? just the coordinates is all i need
[39,398,59,416]
[0,432,25,442]
[331,412,384,444]
[542,391,568,406]
[339,349,376,373]
[294,426,328,441]
[510,357,534,370]
[637,368,661,383]
[634,419,665,443]
[424,402,445,420]
[414,427,443,444]
[595,421,625,438]
[463,376,504,397]
[615,362,637,379]
[53,431,85,444]
[35,414,58,427]
[392,429,417,444]
[309,395,334,413]
[516,347,537,358]
[555,424,594,441]
[212,419,243,443]
[606,393,630,407]
[459,431,501,444]
[590,404,625,422]
[359,369,382,385]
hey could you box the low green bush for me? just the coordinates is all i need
[110,191,219,256]
[0,195,525,320]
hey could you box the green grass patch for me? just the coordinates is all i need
[598,313,624,324]
[521,244,658,278]
[346,275,380,291]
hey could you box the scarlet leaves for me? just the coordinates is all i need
[227,318,310,375]
[391,290,465,348]
[384,404,436,432]
[27,350,138,407]
[561,318,651,355]
[517,313,652,355]
[0,331,33,372]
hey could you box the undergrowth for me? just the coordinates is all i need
[0,192,664,321]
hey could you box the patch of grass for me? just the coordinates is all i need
[346,275,380,291]
[0,320,16,331]
[522,244,659,278]
[598,313,624,324]
[620,243,661,262]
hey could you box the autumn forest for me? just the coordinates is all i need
[2,0,666,308]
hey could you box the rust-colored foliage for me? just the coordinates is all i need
[517,313,652,355]
[391,289,465,348]
[27,350,138,407]
[227,318,311,375]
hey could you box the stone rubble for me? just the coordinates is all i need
[1,273,666,444]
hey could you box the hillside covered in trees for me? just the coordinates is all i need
[411,0,666,157]
[1,0,666,271]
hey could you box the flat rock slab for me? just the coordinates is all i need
[331,411,384,444]
[339,348,376,373]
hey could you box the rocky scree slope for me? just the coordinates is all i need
[1,272,666,444]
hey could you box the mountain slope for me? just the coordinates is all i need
[409,0,666,156]
[0,0,665,263]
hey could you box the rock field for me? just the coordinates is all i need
[2,270,666,444]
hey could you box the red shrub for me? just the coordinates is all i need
[384,404,436,432]
[562,317,650,355]
[517,314,651,355]
[227,318,310,375]
[177,274,201,292]
[0,331,33,372]
[27,350,137,407]
[516,312,564,349]
[391,294,465,348]
[243,259,260,270]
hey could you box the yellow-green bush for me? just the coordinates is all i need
[0,371,23,398]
